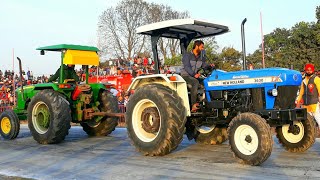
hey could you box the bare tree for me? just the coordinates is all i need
[146,3,190,59]
[97,0,189,60]
[98,0,148,59]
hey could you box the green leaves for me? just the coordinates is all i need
[247,6,320,71]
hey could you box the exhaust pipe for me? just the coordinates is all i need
[241,18,247,70]
[17,57,24,100]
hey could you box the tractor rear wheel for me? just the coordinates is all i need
[27,90,71,144]
[194,125,228,145]
[228,113,273,166]
[81,90,118,136]
[126,84,186,156]
[0,109,20,140]
[276,114,316,152]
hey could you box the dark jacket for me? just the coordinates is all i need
[48,65,79,82]
[303,74,319,105]
[180,52,208,77]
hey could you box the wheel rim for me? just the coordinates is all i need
[196,125,216,134]
[281,121,304,143]
[132,99,161,142]
[234,124,258,155]
[32,101,50,134]
[86,120,101,128]
[1,117,11,134]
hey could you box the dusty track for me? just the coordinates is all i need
[0,125,319,179]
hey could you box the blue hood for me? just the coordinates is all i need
[204,68,302,91]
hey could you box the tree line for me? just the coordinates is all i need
[97,0,320,72]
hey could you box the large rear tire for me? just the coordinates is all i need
[276,114,316,152]
[0,109,20,140]
[194,125,228,145]
[81,90,118,136]
[27,90,71,144]
[228,113,273,166]
[126,84,186,156]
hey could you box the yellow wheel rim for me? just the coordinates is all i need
[1,117,11,134]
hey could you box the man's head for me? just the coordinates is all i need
[192,40,204,55]
[304,63,315,77]
[67,64,75,69]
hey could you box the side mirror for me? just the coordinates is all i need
[40,50,45,55]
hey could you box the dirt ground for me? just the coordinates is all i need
[0,124,319,180]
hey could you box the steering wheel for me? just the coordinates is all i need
[197,65,215,79]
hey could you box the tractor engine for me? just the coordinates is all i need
[224,89,252,112]
[208,89,252,119]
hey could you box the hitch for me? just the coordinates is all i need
[83,108,124,120]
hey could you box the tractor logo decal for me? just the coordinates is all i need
[232,75,249,79]
[208,76,283,86]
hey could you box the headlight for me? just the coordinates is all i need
[268,88,278,96]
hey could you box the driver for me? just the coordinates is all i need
[181,40,210,112]
[48,64,79,83]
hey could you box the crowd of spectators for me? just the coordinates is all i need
[0,55,177,107]
[82,56,175,78]
[0,69,50,106]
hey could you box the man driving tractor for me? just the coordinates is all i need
[48,64,79,83]
[180,40,212,112]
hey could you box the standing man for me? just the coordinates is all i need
[180,40,211,112]
[296,63,320,136]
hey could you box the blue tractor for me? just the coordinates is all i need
[125,18,316,166]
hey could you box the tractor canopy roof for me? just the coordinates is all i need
[136,18,229,73]
[36,44,100,65]
[36,44,99,52]
[136,18,229,39]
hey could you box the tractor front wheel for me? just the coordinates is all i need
[27,90,71,144]
[276,114,316,152]
[228,113,273,166]
[0,109,20,140]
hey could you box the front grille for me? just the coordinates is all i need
[274,86,299,109]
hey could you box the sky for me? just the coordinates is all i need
[0,0,319,76]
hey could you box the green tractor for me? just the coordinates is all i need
[0,44,120,144]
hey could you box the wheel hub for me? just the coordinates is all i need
[245,135,252,143]
[288,124,300,135]
[1,117,11,134]
[234,124,259,156]
[132,99,161,142]
[32,102,50,134]
[36,107,50,128]
[281,121,304,143]
[141,107,160,133]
